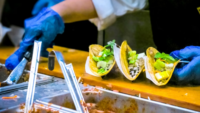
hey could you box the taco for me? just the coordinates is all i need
[89,40,116,77]
[146,47,180,86]
[120,41,145,81]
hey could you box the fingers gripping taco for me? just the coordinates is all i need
[146,47,180,86]
[120,41,145,81]
[89,40,116,77]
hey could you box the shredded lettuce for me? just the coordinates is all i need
[102,49,113,59]
[93,40,115,74]
[154,52,177,63]
[97,68,106,74]
[128,51,136,57]
[104,40,115,49]
[128,51,138,64]
[154,59,165,71]
[129,54,138,64]
[104,55,114,63]
[93,56,100,62]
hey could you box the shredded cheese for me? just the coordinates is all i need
[2,95,18,99]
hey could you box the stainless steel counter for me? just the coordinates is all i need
[0,75,199,113]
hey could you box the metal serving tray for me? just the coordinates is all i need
[36,86,197,113]
[0,103,63,113]
[0,64,53,93]
[0,84,198,113]
[0,78,68,111]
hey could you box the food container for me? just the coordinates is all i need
[0,64,53,93]
[0,78,67,111]
[36,87,196,113]
[0,103,62,113]
[0,86,198,113]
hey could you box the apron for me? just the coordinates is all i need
[149,0,200,53]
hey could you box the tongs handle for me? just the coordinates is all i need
[24,49,32,62]
[7,46,34,84]
[2,47,34,85]
[24,41,42,113]
[48,51,88,113]
[24,44,35,62]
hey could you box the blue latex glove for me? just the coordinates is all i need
[5,8,65,70]
[32,0,64,15]
[170,46,200,85]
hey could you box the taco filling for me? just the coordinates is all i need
[127,51,145,77]
[92,40,115,74]
[153,52,177,82]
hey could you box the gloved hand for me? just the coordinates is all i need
[170,46,200,85]
[5,8,65,70]
[32,0,64,15]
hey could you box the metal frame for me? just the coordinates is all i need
[48,51,88,113]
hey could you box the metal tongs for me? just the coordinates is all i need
[48,51,89,113]
[24,41,42,113]
[1,46,33,87]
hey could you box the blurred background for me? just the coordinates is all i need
[99,10,156,53]
[0,0,156,53]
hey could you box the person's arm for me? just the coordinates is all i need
[51,0,98,23]
[52,0,148,30]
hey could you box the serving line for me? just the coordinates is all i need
[0,46,199,111]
